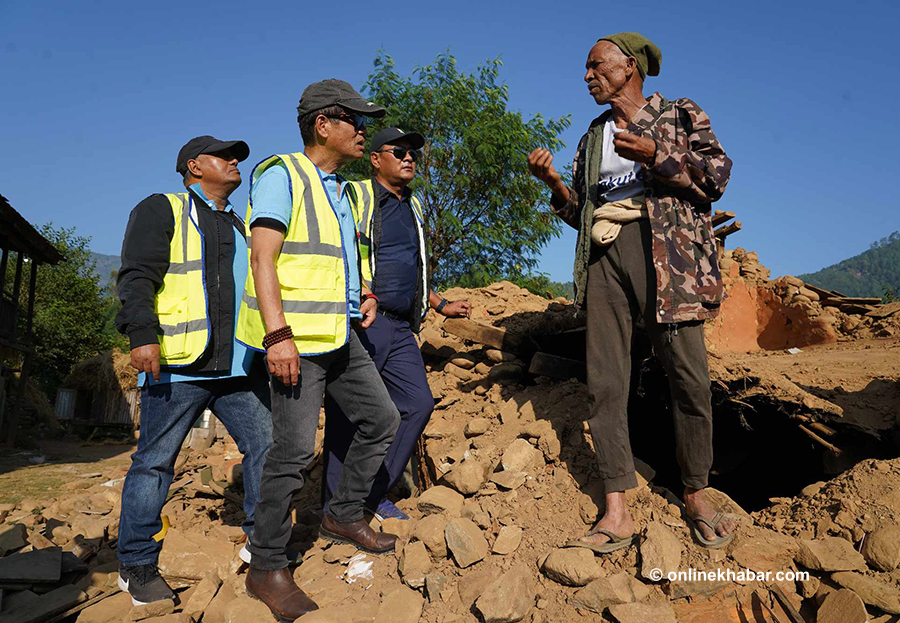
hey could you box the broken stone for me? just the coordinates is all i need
[445,518,489,568]
[521,421,552,439]
[70,514,108,540]
[0,547,62,584]
[816,588,868,623]
[374,585,424,623]
[663,577,731,600]
[500,439,544,474]
[538,433,561,462]
[184,571,222,620]
[795,537,866,572]
[444,362,474,381]
[607,602,677,623]
[417,486,464,517]
[128,599,175,621]
[425,573,448,602]
[414,514,449,559]
[451,355,477,370]
[487,362,524,381]
[485,349,516,362]
[202,578,237,623]
[569,572,650,614]
[540,548,604,586]
[475,563,536,623]
[223,596,272,622]
[730,531,798,572]
[465,417,492,437]
[158,528,235,581]
[322,543,357,563]
[380,517,413,540]
[639,522,682,581]
[456,562,502,608]
[862,525,900,571]
[399,540,432,589]
[492,526,523,555]
[76,591,134,623]
[578,493,599,524]
[474,362,492,375]
[0,524,28,555]
[490,470,526,491]
[831,571,900,614]
[441,458,490,495]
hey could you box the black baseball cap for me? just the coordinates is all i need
[176,136,250,176]
[296,79,386,119]
[370,127,425,153]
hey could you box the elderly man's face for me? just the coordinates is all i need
[584,41,632,105]
[323,109,368,161]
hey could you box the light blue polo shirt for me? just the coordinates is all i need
[141,184,256,386]
[249,160,361,320]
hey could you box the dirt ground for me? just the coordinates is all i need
[716,338,900,433]
[1,277,898,623]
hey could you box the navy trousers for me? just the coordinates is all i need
[322,313,434,511]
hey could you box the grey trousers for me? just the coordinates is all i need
[249,331,400,570]
[585,219,713,493]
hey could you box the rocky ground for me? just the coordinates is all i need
[0,279,898,623]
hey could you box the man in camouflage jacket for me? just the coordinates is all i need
[529,32,735,550]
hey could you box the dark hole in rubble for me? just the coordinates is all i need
[531,330,896,513]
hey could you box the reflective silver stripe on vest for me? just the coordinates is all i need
[159,318,207,337]
[287,154,322,245]
[245,235,343,258]
[167,259,203,274]
[180,194,191,262]
[242,291,345,315]
[358,182,372,234]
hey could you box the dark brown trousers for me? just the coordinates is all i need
[585,219,713,492]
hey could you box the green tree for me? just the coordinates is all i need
[10,225,118,393]
[346,51,571,287]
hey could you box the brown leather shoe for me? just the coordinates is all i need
[320,513,398,554]
[246,567,318,622]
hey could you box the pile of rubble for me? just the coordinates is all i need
[711,246,900,350]
[0,281,897,623]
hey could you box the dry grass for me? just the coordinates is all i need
[65,348,136,392]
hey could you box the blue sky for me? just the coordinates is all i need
[2,0,898,283]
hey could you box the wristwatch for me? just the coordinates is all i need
[436,298,449,314]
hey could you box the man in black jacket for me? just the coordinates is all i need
[321,128,471,522]
[114,136,273,605]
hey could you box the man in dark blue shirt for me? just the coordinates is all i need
[322,128,471,521]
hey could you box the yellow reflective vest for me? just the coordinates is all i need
[236,152,356,355]
[156,193,210,366]
[347,179,429,320]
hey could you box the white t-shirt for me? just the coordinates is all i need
[598,117,644,203]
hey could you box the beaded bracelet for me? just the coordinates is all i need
[262,325,293,349]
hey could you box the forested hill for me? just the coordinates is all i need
[799,232,900,299]
[91,252,120,289]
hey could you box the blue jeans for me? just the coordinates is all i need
[117,372,273,567]
[322,313,434,512]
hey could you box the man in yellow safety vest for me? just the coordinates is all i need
[115,136,273,606]
[237,80,401,621]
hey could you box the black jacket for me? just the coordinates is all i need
[370,179,427,333]
[115,189,245,374]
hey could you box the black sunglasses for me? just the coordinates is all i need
[374,147,420,162]
[325,113,367,132]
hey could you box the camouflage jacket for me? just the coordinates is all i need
[552,92,732,323]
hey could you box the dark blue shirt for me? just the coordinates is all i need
[373,182,419,316]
